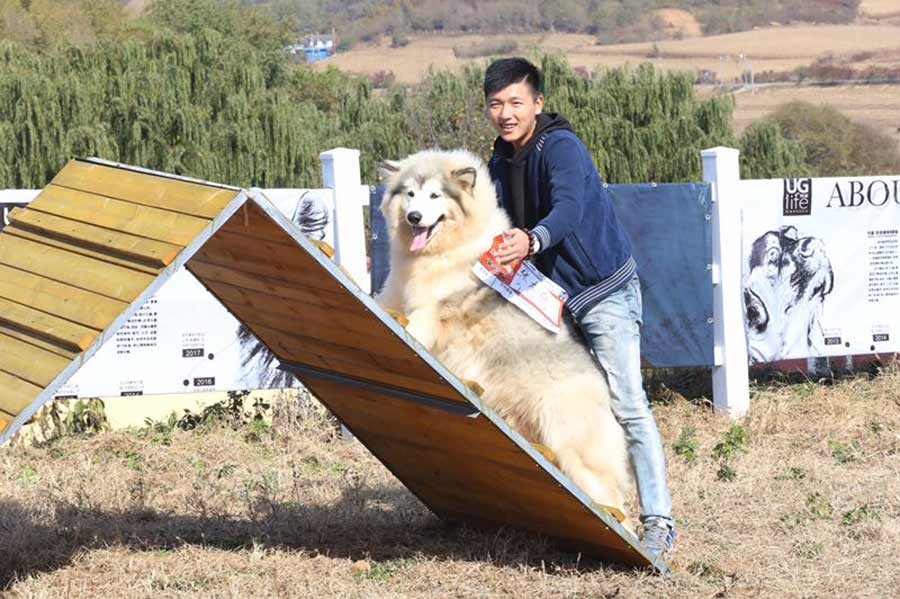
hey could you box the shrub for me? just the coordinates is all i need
[767,101,900,177]
[452,38,518,59]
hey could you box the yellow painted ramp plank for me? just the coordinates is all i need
[29,185,210,247]
[0,333,70,387]
[0,370,42,416]
[5,226,160,276]
[0,298,98,353]
[0,265,127,331]
[51,160,238,219]
[0,325,78,360]
[9,208,181,267]
[0,234,155,303]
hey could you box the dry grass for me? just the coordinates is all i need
[2,370,900,598]
[731,84,900,147]
[861,0,900,19]
[326,24,900,84]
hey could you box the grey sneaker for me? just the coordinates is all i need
[642,518,676,559]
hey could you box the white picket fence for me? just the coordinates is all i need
[15,146,884,421]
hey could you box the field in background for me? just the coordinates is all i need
[731,84,900,146]
[328,20,900,153]
[861,0,900,19]
[2,369,899,597]
[327,24,900,84]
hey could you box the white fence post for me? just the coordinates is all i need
[319,148,370,294]
[702,147,750,418]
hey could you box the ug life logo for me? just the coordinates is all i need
[783,178,812,216]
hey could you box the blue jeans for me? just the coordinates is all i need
[574,274,674,527]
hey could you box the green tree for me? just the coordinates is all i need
[767,101,900,177]
[738,120,809,179]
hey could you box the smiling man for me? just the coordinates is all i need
[484,57,676,558]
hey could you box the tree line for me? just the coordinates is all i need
[1,0,887,191]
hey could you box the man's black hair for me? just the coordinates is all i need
[483,57,542,98]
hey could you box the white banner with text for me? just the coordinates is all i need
[741,176,900,364]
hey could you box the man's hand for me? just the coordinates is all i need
[495,228,530,264]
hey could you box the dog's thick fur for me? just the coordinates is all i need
[377,149,635,520]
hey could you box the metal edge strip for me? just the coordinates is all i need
[279,359,480,417]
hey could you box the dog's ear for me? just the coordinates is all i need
[379,160,400,180]
[451,167,477,192]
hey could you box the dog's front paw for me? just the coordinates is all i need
[385,309,409,328]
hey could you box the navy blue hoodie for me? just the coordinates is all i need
[488,113,636,319]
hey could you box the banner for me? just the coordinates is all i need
[741,176,900,364]
[1,189,334,398]
[370,183,715,368]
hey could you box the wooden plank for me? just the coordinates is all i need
[227,298,418,363]
[187,260,356,311]
[196,230,344,294]
[200,277,407,351]
[219,202,305,244]
[0,298,98,353]
[0,265,128,331]
[0,333,70,387]
[0,410,11,432]
[0,233,155,303]
[0,370,42,416]
[50,160,238,219]
[253,323,459,400]
[9,207,181,267]
[4,226,160,277]
[305,377,646,566]
[28,184,210,246]
[0,325,78,360]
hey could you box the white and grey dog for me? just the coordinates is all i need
[377,149,635,524]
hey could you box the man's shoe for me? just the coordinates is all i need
[641,518,676,559]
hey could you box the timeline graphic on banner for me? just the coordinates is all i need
[741,176,900,364]
[2,190,335,399]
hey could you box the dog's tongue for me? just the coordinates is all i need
[409,226,429,252]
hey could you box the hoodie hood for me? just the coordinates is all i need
[493,112,574,162]
[493,113,574,229]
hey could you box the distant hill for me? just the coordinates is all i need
[249,0,862,48]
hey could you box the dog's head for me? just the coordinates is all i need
[379,150,496,255]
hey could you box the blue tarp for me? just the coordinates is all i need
[369,182,713,368]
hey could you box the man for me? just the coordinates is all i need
[484,57,675,557]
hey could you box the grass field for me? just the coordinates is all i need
[3,368,899,598]
[731,84,900,147]
[327,23,900,84]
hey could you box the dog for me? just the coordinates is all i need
[744,226,834,363]
[376,149,635,525]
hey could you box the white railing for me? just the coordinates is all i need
[0,148,751,417]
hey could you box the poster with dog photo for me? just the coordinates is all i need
[740,176,900,364]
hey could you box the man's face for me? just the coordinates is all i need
[485,80,544,151]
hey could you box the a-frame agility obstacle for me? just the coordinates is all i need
[0,158,667,572]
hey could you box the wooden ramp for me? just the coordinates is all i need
[0,159,667,572]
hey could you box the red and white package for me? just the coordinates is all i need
[472,234,569,334]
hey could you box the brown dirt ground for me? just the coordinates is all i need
[2,368,900,598]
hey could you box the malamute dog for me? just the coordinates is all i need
[377,149,635,523]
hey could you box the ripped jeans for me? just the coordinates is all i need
[574,274,674,527]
